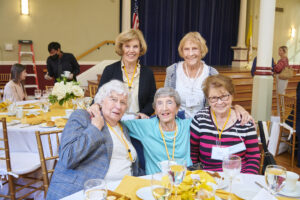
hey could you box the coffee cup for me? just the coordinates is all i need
[63,71,71,78]
[283,171,299,192]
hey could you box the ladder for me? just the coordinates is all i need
[18,40,39,91]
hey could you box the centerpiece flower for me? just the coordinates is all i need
[49,78,84,106]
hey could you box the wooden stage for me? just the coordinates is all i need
[151,65,300,115]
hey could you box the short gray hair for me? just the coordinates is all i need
[152,87,181,108]
[94,80,129,105]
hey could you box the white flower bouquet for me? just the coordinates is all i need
[49,79,84,106]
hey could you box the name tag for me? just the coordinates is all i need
[211,146,229,160]
[228,142,246,154]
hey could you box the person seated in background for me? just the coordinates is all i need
[164,32,251,123]
[122,87,193,174]
[46,80,142,199]
[96,29,156,118]
[190,74,260,174]
[44,42,80,82]
[3,63,27,102]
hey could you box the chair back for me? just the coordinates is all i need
[0,73,11,85]
[35,130,62,195]
[89,84,98,98]
[0,117,12,173]
[255,120,270,174]
[278,94,297,129]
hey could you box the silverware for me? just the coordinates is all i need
[7,122,21,126]
[255,181,277,197]
[19,125,32,128]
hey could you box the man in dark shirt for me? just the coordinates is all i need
[45,42,80,82]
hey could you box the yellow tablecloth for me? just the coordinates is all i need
[0,102,69,123]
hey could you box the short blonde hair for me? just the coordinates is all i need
[178,32,208,59]
[279,46,288,54]
[202,74,235,98]
[115,29,147,56]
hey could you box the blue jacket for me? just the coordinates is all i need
[46,109,141,199]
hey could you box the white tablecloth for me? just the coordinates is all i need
[0,100,64,200]
[61,173,269,200]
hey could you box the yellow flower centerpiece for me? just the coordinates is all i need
[162,170,216,200]
[49,78,84,106]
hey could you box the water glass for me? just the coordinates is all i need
[42,90,49,99]
[41,100,50,113]
[34,89,42,100]
[151,173,172,200]
[84,179,107,200]
[222,155,241,200]
[167,158,187,197]
[265,165,286,195]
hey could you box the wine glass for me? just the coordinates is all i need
[222,155,241,200]
[34,89,42,100]
[167,158,187,197]
[265,165,286,195]
[42,90,49,99]
[84,179,107,200]
[151,173,172,200]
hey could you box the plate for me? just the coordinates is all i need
[39,123,56,128]
[136,186,154,200]
[215,177,229,189]
[279,182,300,198]
[7,120,20,126]
[22,105,35,109]
[136,186,222,200]
[234,188,257,200]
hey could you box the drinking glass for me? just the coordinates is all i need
[84,179,107,200]
[265,165,286,195]
[167,158,187,197]
[151,173,172,200]
[41,100,50,113]
[34,89,42,100]
[222,155,241,200]
[42,90,49,99]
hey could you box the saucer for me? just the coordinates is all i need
[279,182,300,197]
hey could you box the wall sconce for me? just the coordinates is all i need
[290,27,296,39]
[21,0,29,15]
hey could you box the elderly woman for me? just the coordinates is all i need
[46,80,141,199]
[3,63,27,102]
[165,32,251,123]
[190,74,260,174]
[96,29,156,118]
[123,87,192,175]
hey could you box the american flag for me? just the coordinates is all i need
[132,0,139,29]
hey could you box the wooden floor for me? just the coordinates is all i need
[275,152,300,179]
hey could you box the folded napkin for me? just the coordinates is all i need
[21,116,46,125]
[54,118,68,128]
[114,175,151,200]
[216,189,243,200]
[277,197,299,200]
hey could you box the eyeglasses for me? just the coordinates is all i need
[208,94,230,103]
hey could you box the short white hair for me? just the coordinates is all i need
[94,80,129,105]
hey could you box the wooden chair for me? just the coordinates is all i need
[35,130,62,197]
[0,73,10,85]
[0,85,4,99]
[45,86,54,91]
[89,84,98,98]
[275,94,298,167]
[0,117,42,199]
[255,121,270,174]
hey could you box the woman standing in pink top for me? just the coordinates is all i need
[274,46,289,95]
